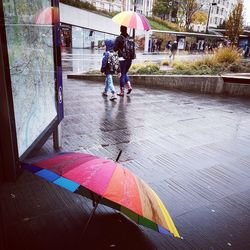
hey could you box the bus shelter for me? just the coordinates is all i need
[144,29,224,53]
[0,0,63,181]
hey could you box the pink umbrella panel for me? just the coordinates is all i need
[22,152,180,238]
[112,11,151,31]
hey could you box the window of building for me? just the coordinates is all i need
[215,17,218,25]
[217,6,219,14]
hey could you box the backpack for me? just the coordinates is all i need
[121,35,136,60]
[107,51,120,74]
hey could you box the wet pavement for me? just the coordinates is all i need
[1,58,250,250]
[61,47,207,73]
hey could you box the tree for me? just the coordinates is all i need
[217,20,226,29]
[177,0,206,30]
[191,11,208,25]
[152,0,174,20]
[225,0,244,45]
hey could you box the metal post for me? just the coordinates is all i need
[132,0,136,38]
[53,123,62,150]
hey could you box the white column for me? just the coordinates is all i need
[144,30,152,53]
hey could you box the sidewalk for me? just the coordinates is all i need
[1,76,250,250]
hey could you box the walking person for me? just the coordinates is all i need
[165,41,171,52]
[114,25,135,97]
[169,40,178,60]
[101,39,120,101]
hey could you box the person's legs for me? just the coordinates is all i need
[172,50,176,60]
[102,75,109,96]
[106,74,115,93]
[118,60,126,96]
[106,74,117,100]
[125,60,132,94]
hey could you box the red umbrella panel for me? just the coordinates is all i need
[112,11,151,31]
[22,152,180,238]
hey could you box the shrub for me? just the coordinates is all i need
[228,63,242,72]
[147,16,184,31]
[194,56,216,67]
[60,0,97,11]
[170,56,227,75]
[214,47,241,65]
[129,62,160,74]
[161,60,170,66]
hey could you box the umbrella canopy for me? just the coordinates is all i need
[112,11,151,31]
[35,6,59,25]
[22,152,179,238]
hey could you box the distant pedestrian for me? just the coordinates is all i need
[169,40,178,60]
[100,39,120,101]
[152,39,156,52]
[114,25,135,97]
[156,39,162,52]
[165,41,171,52]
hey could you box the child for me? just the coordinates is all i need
[100,39,120,101]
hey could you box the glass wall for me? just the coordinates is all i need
[83,28,94,49]
[72,26,84,48]
[3,0,58,157]
[95,31,105,48]
[68,25,116,49]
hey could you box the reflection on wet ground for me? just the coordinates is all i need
[58,77,250,248]
[2,50,250,250]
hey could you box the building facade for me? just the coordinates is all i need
[208,0,237,28]
[86,0,155,16]
[191,0,238,32]
[89,0,123,12]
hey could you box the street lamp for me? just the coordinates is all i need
[206,2,217,34]
[132,0,137,38]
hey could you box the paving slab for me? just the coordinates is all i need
[1,76,250,250]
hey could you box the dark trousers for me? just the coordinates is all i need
[119,59,132,88]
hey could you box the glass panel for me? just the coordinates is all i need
[3,0,57,156]
[83,28,94,49]
[72,26,83,48]
[95,31,105,48]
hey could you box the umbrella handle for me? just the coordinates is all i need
[79,195,102,243]
[115,150,123,162]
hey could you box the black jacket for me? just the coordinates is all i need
[114,32,129,58]
[171,42,178,52]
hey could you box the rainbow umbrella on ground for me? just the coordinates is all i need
[112,11,151,31]
[22,152,180,238]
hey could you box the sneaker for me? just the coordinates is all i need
[127,87,132,94]
[110,94,117,101]
[117,92,124,97]
[102,91,108,96]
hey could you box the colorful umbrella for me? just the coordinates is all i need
[22,152,180,238]
[35,6,59,25]
[112,11,151,31]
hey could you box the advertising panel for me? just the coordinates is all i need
[3,0,58,157]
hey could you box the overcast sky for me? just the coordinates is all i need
[244,0,250,24]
